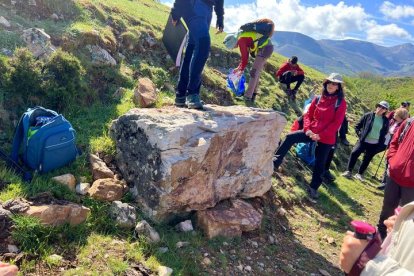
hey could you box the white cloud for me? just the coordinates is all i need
[221,0,413,45]
[366,23,413,43]
[380,1,414,19]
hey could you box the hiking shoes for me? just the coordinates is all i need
[175,96,187,107]
[186,94,203,110]
[341,171,352,179]
[377,183,386,190]
[307,187,319,200]
[354,173,365,181]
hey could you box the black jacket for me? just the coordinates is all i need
[355,112,389,146]
[171,0,224,29]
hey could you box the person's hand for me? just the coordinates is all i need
[310,133,320,141]
[305,130,314,137]
[0,262,18,276]
[339,231,369,273]
[232,68,242,76]
[384,215,397,234]
[292,70,297,76]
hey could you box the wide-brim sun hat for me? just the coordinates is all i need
[376,100,390,110]
[325,73,344,83]
[223,33,238,49]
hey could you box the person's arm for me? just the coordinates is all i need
[340,231,369,273]
[387,120,405,161]
[236,37,253,72]
[276,62,288,77]
[214,0,224,32]
[171,0,185,22]
[296,65,305,75]
[303,98,317,134]
[317,100,347,140]
[355,113,366,137]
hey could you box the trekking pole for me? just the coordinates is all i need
[373,150,387,180]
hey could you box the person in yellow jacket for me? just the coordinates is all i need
[226,19,275,102]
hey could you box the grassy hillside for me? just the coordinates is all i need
[0,0,413,275]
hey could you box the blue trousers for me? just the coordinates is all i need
[176,0,212,97]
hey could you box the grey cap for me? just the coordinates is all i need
[326,73,344,83]
[377,101,390,110]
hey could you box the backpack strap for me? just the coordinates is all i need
[315,95,342,111]
[398,117,414,144]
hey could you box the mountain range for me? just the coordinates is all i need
[272,31,414,77]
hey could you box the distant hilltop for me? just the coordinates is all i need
[273,31,414,77]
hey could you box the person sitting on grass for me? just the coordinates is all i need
[341,101,390,182]
[273,73,346,200]
[275,56,305,101]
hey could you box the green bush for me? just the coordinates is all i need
[43,49,86,110]
[8,48,43,108]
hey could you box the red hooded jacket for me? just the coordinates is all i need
[276,61,304,77]
[303,94,347,145]
[387,118,414,187]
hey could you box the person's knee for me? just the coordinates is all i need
[297,74,305,81]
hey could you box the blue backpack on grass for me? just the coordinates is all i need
[295,141,316,166]
[11,106,78,173]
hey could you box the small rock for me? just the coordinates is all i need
[158,266,173,276]
[76,183,90,195]
[237,265,244,271]
[135,220,160,243]
[319,269,331,276]
[0,16,11,28]
[268,235,275,244]
[46,254,63,264]
[250,240,259,248]
[202,257,212,266]
[7,245,19,253]
[50,13,59,21]
[175,220,193,232]
[222,241,229,246]
[52,174,76,191]
[244,265,252,272]
[277,207,287,216]
[158,247,168,254]
[204,252,209,257]
[176,241,190,248]
[258,262,265,267]
[246,256,252,261]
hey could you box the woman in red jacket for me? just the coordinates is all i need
[273,73,347,199]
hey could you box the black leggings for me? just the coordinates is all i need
[279,72,304,90]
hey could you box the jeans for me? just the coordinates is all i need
[279,72,304,90]
[176,0,212,97]
[274,130,333,190]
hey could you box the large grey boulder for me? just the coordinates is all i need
[110,105,286,222]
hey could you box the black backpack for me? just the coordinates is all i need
[239,21,273,46]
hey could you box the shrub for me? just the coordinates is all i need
[8,48,43,107]
[43,49,85,110]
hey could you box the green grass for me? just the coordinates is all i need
[0,0,413,274]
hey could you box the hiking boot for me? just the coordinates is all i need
[244,96,253,102]
[341,138,350,146]
[323,170,335,182]
[186,94,203,110]
[341,171,352,179]
[377,182,386,190]
[252,93,257,102]
[307,187,319,199]
[175,96,187,107]
[354,173,365,181]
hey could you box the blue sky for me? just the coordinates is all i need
[163,0,414,46]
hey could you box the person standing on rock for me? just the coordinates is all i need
[273,73,346,200]
[171,0,224,110]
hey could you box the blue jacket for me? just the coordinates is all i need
[171,0,224,29]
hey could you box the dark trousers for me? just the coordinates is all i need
[377,176,414,239]
[274,130,333,190]
[339,116,348,139]
[279,71,304,91]
[346,141,380,174]
[176,0,212,97]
